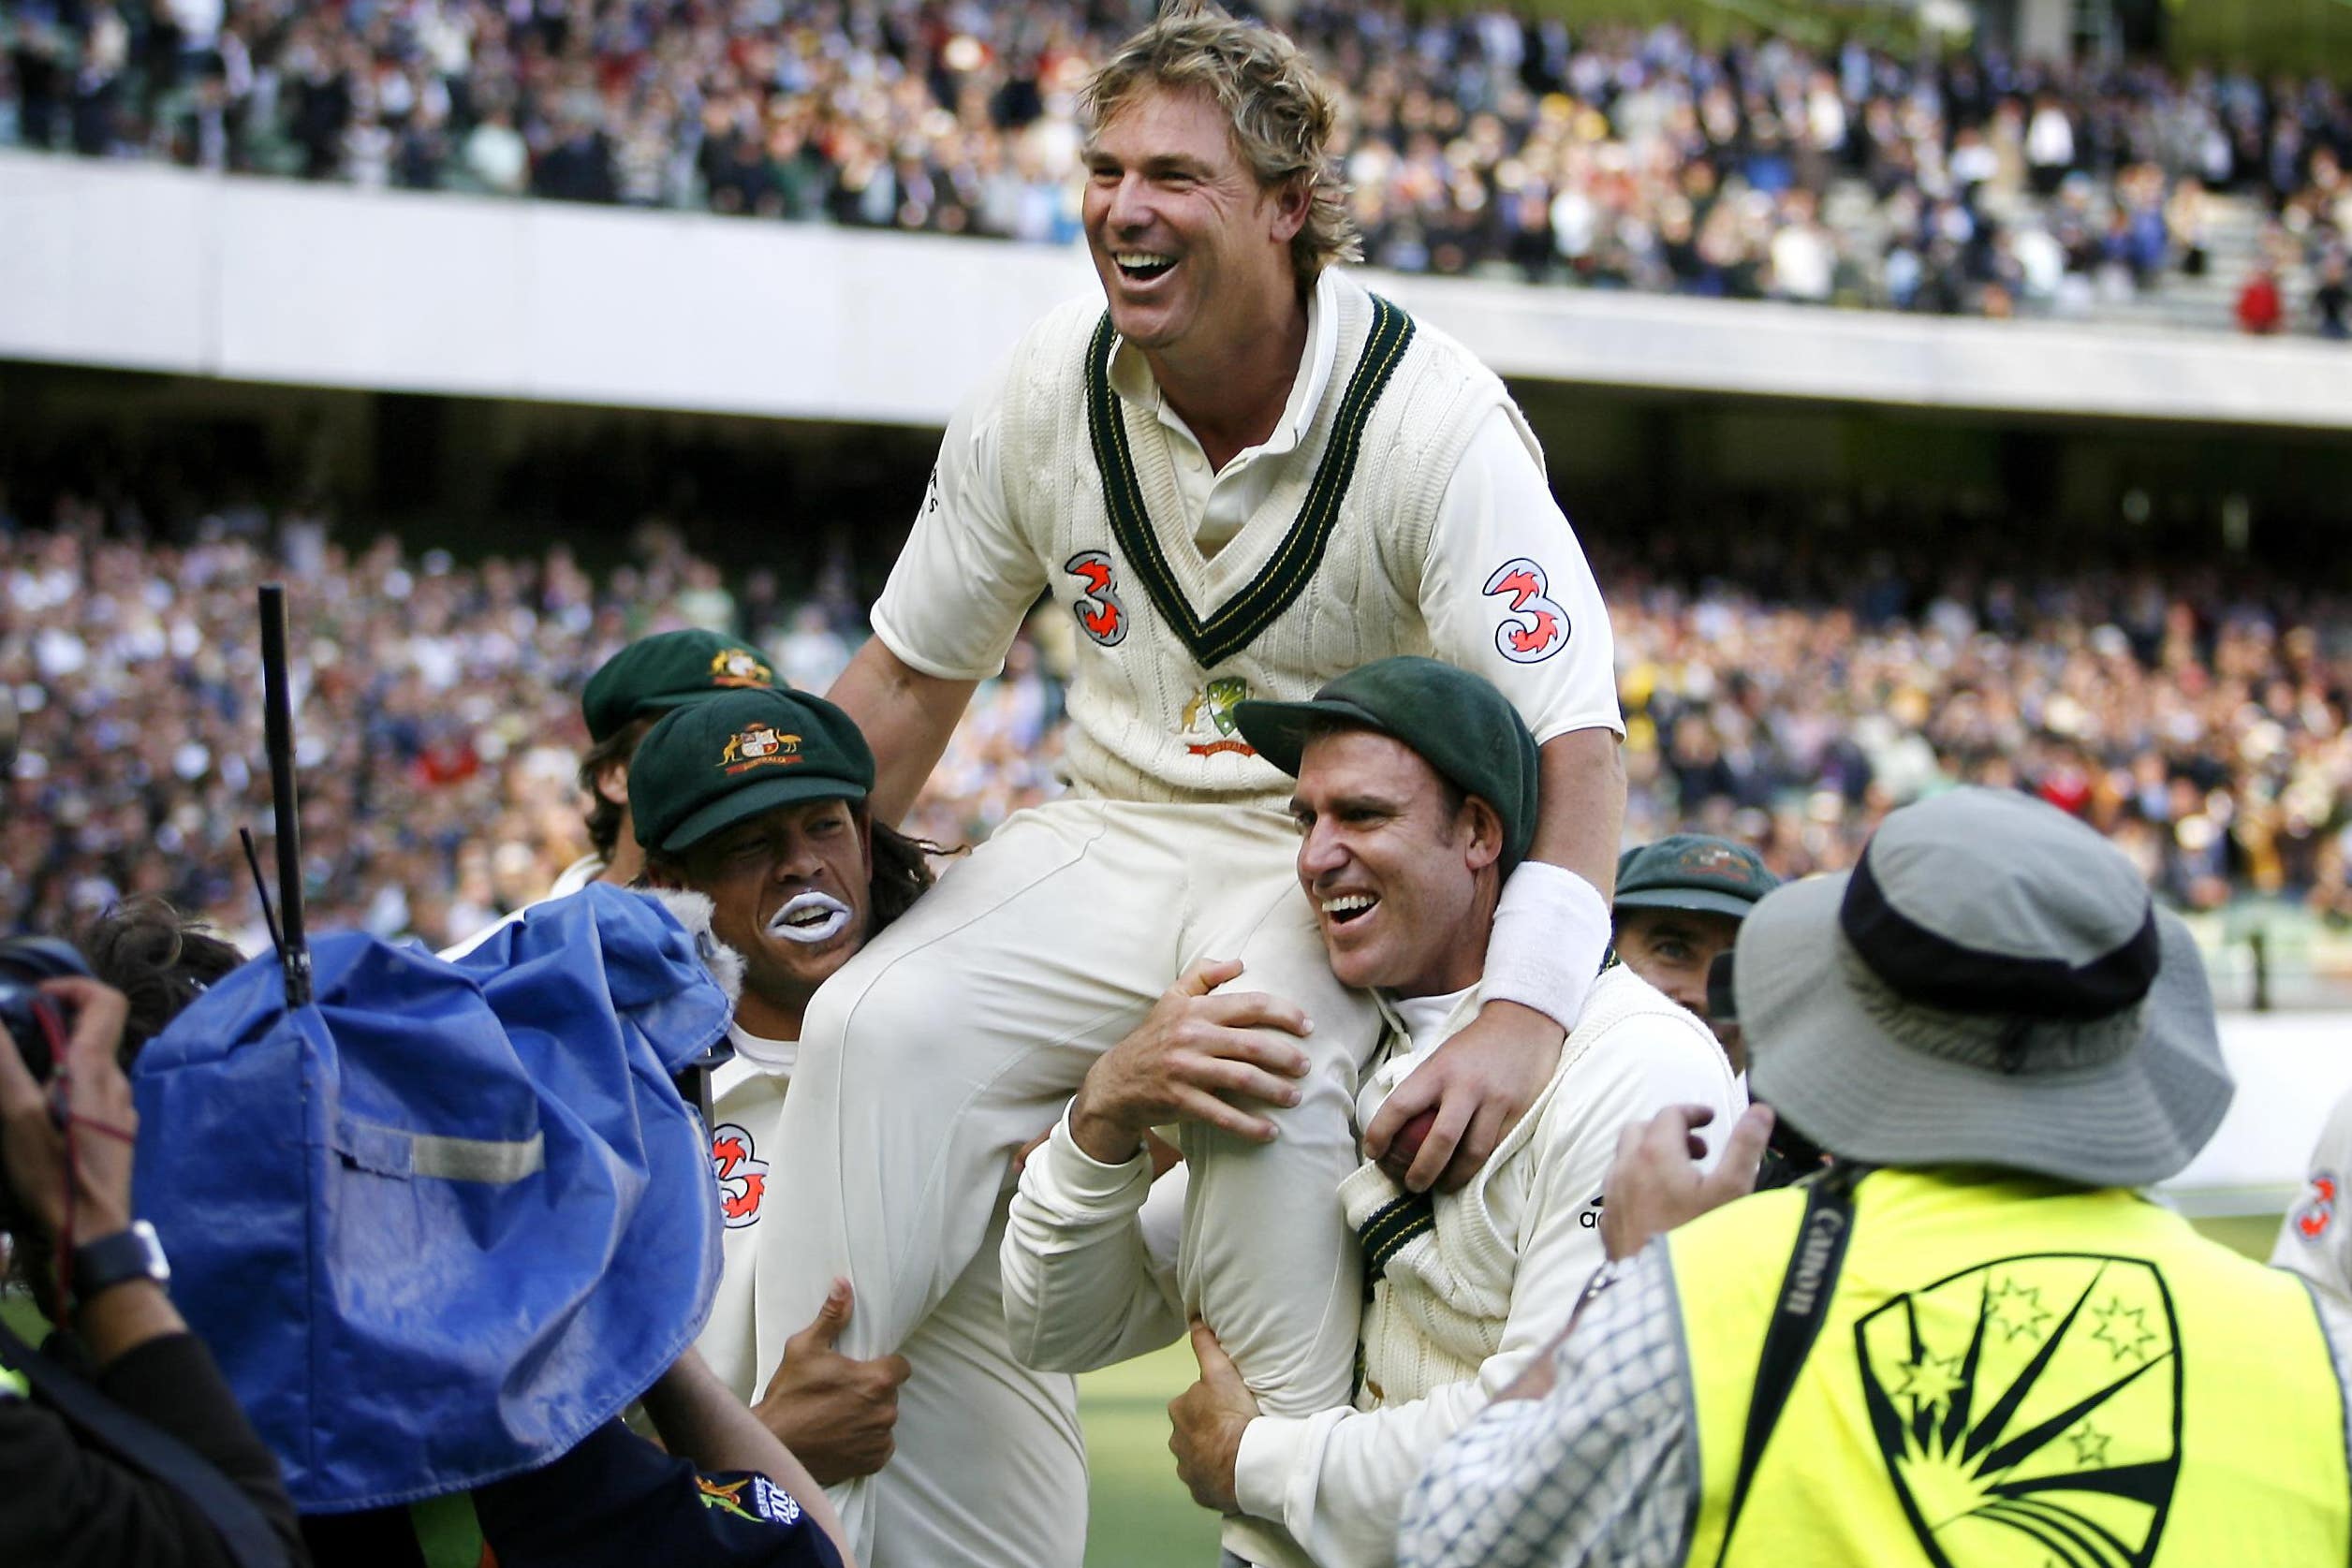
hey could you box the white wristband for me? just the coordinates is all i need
[1482,861,1611,1033]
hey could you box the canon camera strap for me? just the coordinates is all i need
[0,1320,290,1568]
[1711,1161,1868,1566]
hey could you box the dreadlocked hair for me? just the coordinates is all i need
[870,821,957,934]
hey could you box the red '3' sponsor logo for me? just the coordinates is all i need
[1483,558,1569,663]
[1065,550,1129,647]
[2296,1172,2338,1241]
[711,1122,770,1230]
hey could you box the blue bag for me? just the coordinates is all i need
[133,884,730,1512]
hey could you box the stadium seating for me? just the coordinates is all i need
[1,2,2344,336]
[8,514,2352,1000]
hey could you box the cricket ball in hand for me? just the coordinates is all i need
[1380,1109,1439,1182]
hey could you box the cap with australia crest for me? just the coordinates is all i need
[629,686,875,855]
[1613,834,1779,921]
[1230,655,1541,873]
[581,630,779,745]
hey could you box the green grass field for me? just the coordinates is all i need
[1079,1341,1225,1568]
[1074,1213,2294,1566]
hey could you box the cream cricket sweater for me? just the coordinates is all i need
[995,270,1538,807]
[1231,966,1742,1567]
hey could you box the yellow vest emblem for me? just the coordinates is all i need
[1856,1254,2178,1566]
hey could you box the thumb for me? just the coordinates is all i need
[801,1277,854,1349]
[1188,1318,1236,1383]
[1706,1104,1776,1200]
[1174,957,1244,998]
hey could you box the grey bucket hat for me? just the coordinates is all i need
[1738,787,2232,1188]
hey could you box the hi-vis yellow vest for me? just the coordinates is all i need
[1668,1166,2349,1568]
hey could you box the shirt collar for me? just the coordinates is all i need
[1104,267,1343,460]
[1373,981,1484,1060]
[728,1018,800,1072]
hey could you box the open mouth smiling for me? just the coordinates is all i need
[1112,251,1178,282]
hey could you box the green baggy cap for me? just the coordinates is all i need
[581,630,779,744]
[629,686,875,855]
[1613,834,1779,920]
[1232,656,1539,872]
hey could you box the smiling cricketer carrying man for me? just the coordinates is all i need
[759,8,1625,1564]
[998,658,1745,1566]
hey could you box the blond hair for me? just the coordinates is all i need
[1080,2,1361,287]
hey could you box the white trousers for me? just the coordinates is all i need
[759,799,1380,1566]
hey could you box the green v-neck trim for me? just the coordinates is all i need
[1082,295,1416,669]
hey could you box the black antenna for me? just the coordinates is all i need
[238,828,286,963]
[257,585,312,1008]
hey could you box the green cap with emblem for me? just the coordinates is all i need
[629,686,875,855]
[1231,655,1540,872]
[1613,834,1778,920]
[581,630,779,745]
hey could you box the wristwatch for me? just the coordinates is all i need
[69,1220,171,1312]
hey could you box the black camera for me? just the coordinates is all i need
[0,935,94,1084]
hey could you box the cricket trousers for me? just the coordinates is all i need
[758,799,1381,1568]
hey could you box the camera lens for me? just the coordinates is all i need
[0,934,96,1081]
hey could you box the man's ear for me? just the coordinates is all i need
[1269,175,1311,246]
[1463,797,1506,873]
[641,855,684,891]
[594,756,630,810]
[855,800,875,880]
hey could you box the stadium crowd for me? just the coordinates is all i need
[6,508,2349,952]
[3,0,2348,330]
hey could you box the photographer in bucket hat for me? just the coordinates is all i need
[1400,787,2352,1568]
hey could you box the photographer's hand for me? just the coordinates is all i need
[1598,1102,1774,1262]
[0,977,183,1363]
[0,976,137,1243]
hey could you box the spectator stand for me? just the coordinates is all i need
[1,0,2345,335]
